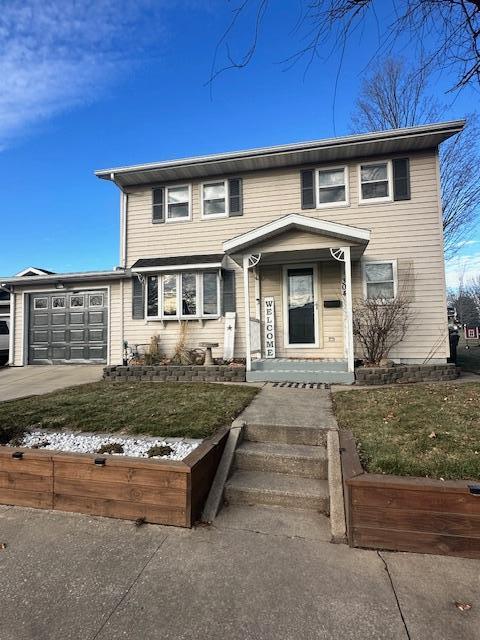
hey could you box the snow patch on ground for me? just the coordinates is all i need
[19,431,199,460]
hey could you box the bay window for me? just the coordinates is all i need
[145,271,220,319]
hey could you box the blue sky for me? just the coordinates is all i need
[0,0,478,287]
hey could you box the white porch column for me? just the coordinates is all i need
[342,245,354,373]
[243,254,251,372]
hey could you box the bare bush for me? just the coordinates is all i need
[353,290,413,366]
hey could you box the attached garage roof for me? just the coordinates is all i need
[0,269,128,287]
[223,214,370,254]
[95,120,465,187]
[131,254,225,272]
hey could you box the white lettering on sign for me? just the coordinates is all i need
[264,297,276,359]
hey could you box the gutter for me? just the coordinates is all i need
[0,269,130,287]
[94,119,466,180]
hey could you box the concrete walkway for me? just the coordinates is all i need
[238,383,338,429]
[0,365,104,402]
[0,504,478,640]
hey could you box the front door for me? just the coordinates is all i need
[285,266,317,346]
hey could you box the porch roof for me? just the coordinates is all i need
[223,213,370,258]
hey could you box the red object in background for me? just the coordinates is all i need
[464,326,480,340]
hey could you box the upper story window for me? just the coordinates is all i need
[359,161,392,203]
[363,261,397,300]
[202,181,228,217]
[166,185,191,221]
[316,166,348,207]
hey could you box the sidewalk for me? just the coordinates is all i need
[0,504,478,640]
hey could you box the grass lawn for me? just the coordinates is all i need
[0,381,258,444]
[333,382,480,480]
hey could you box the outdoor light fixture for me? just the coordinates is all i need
[12,451,23,459]
[94,457,106,466]
[55,282,64,289]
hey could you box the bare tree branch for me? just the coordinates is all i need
[212,0,480,91]
[350,57,480,258]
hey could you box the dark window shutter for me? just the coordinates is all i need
[132,276,145,319]
[301,170,315,209]
[228,178,243,216]
[222,269,236,313]
[152,187,165,223]
[393,158,411,201]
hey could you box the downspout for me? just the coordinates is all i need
[7,286,14,366]
[112,172,127,363]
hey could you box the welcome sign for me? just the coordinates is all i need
[264,297,276,358]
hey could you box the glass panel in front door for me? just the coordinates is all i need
[287,268,315,344]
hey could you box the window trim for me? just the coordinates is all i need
[165,184,192,223]
[362,259,398,301]
[358,159,393,204]
[201,180,229,218]
[145,271,221,320]
[33,297,48,310]
[315,165,349,209]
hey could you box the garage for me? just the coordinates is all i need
[29,290,108,364]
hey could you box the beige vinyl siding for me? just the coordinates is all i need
[12,280,122,366]
[125,149,448,361]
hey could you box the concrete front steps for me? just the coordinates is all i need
[247,358,354,385]
[224,422,330,515]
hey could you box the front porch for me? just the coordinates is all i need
[223,213,372,385]
[248,358,354,384]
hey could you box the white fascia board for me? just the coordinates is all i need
[132,263,223,273]
[15,267,50,277]
[223,213,370,253]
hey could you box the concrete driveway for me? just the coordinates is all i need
[0,365,104,402]
[0,504,478,640]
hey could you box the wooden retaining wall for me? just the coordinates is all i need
[0,427,228,527]
[339,431,480,559]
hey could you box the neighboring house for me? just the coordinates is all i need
[1,120,464,383]
[0,268,54,364]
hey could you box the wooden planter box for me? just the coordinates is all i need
[339,431,480,559]
[0,428,228,527]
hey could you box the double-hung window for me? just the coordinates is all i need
[146,272,220,319]
[316,166,348,207]
[202,181,228,217]
[166,185,191,221]
[359,161,392,202]
[363,261,397,300]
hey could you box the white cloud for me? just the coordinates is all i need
[0,1,167,145]
[446,252,480,288]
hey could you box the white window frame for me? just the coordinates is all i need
[358,159,393,204]
[88,293,104,307]
[145,271,221,320]
[52,296,66,309]
[315,165,349,209]
[201,180,229,218]
[33,297,48,310]
[362,259,398,301]
[165,184,192,223]
[69,295,85,309]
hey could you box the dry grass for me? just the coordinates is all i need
[0,381,258,441]
[333,382,480,480]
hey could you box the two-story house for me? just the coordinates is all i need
[2,120,464,383]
